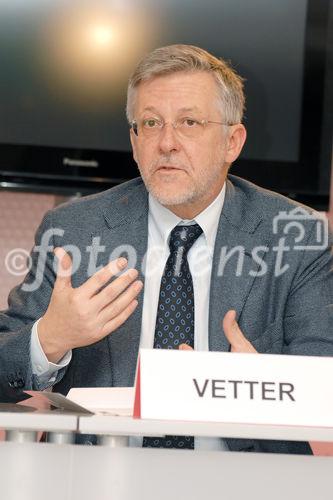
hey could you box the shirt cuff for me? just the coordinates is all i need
[30,318,72,381]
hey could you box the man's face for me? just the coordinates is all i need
[130,71,245,216]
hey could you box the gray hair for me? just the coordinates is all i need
[126,44,245,124]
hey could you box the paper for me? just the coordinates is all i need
[24,390,94,415]
[66,387,134,416]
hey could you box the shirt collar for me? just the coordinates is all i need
[148,183,226,253]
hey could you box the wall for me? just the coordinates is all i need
[0,191,57,310]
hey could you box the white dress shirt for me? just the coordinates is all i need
[30,318,72,384]
[141,186,225,353]
[30,184,227,450]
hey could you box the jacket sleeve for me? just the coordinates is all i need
[0,210,68,402]
[282,219,333,356]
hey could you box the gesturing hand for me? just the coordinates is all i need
[179,310,257,353]
[222,310,257,353]
[38,247,143,363]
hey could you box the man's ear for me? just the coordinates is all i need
[224,124,247,164]
[130,129,138,165]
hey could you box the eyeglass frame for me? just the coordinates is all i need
[129,116,232,137]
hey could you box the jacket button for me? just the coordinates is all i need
[8,378,25,389]
[16,378,25,388]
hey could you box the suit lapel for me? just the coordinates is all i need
[91,182,149,387]
[209,178,268,351]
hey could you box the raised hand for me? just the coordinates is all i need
[38,247,143,363]
[223,310,257,353]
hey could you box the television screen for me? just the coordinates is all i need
[0,0,331,202]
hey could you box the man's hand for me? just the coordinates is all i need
[179,310,257,353]
[38,247,143,363]
[179,343,193,351]
[223,310,257,353]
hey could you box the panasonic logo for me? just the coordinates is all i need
[63,158,99,168]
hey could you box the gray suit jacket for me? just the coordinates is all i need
[1,175,333,454]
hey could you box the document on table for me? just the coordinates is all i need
[66,387,134,416]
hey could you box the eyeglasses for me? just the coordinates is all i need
[130,116,230,139]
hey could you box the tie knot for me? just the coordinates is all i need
[168,224,203,254]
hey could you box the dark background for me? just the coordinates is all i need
[0,0,332,209]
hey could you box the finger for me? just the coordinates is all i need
[179,343,194,351]
[98,279,143,324]
[101,299,139,337]
[223,310,257,353]
[53,247,73,289]
[93,268,140,310]
[82,257,128,298]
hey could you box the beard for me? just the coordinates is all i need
[137,154,227,208]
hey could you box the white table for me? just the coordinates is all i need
[1,410,333,500]
[78,413,333,446]
[0,409,78,444]
[0,440,333,500]
[2,407,333,445]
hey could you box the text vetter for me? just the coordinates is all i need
[192,378,295,401]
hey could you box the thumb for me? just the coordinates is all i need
[223,310,257,353]
[179,343,194,351]
[54,247,73,289]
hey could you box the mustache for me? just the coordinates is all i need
[150,158,188,171]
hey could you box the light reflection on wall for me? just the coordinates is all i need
[36,1,157,111]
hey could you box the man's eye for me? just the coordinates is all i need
[143,119,158,128]
[183,118,198,127]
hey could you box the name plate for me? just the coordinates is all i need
[133,349,333,427]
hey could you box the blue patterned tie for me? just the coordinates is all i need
[143,223,203,450]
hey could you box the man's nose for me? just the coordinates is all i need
[157,123,181,154]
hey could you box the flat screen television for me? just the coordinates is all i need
[0,0,332,207]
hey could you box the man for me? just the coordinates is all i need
[0,45,332,454]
